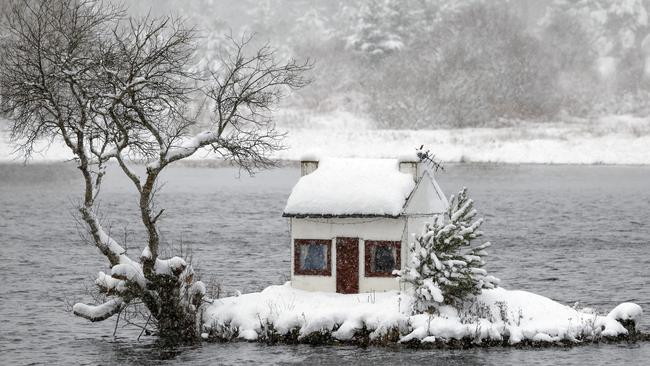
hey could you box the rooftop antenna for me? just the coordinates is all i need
[416,145,444,172]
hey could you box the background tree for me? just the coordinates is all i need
[0,0,309,340]
[541,0,650,114]
[397,187,500,314]
[103,0,650,129]
[539,10,600,116]
[343,0,408,56]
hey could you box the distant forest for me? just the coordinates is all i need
[8,0,650,129]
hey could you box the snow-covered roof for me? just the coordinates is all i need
[283,158,416,217]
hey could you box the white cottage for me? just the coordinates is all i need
[283,156,448,294]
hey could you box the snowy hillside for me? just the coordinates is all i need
[275,113,650,164]
[2,113,649,165]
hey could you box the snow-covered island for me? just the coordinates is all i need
[202,283,643,347]
[200,156,644,347]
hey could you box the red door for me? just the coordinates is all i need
[336,237,359,294]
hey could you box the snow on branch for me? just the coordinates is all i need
[111,262,146,288]
[73,298,124,322]
[157,131,221,168]
[88,145,120,164]
[154,257,187,276]
[95,271,127,294]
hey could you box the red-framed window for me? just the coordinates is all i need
[364,240,401,277]
[294,239,332,276]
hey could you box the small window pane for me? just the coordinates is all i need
[373,245,396,273]
[300,243,327,270]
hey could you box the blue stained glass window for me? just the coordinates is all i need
[300,243,327,270]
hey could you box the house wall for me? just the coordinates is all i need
[402,171,447,271]
[403,172,448,216]
[288,168,448,294]
[290,217,408,293]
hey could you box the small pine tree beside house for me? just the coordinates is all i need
[397,187,500,314]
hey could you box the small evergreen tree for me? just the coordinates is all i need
[397,187,499,314]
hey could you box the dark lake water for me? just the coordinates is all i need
[1,163,649,365]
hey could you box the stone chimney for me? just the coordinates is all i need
[300,160,319,176]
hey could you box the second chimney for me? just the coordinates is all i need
[399,160,418,182]
[301,160,319,176]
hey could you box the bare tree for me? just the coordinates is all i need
[0,0,310,340]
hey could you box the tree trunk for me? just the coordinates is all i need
[154,278,200,340]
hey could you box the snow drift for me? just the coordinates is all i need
[202,283,642,346]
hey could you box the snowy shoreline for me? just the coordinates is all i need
[3,114,650,165]
[273,116,650,165]
[201,283,643,348]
